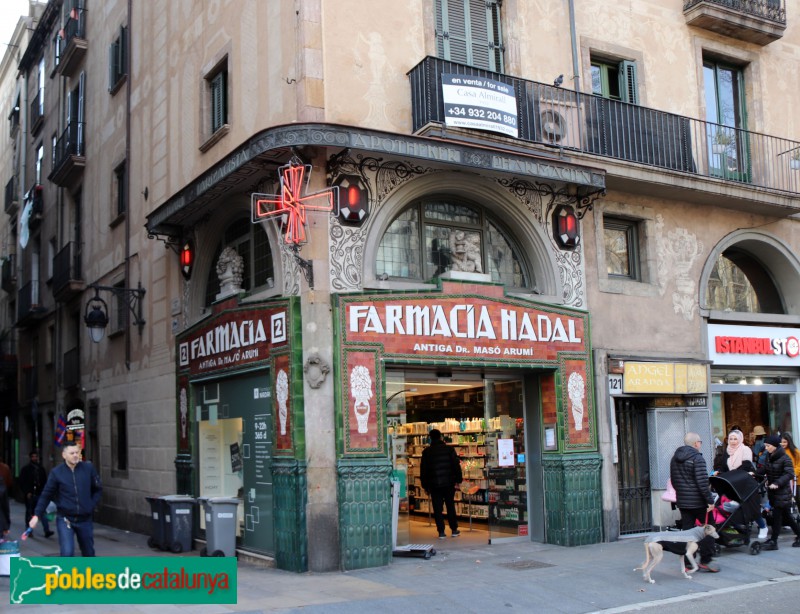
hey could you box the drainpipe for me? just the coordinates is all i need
[124,0,132,369]
[568,0,580,94]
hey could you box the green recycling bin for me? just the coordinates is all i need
[199,497,239,557]
[161,495,196,553]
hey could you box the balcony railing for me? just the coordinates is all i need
[408,56,800,197]
[50,121,86,186]
[29,90,43,133]
[5,176,18,215]
[62,346,79,389]
[58,7,88,77]
[1,255,15,294]
[52,241,85,302]
[683,0,786,45]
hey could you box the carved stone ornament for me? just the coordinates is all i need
[304,353,330,389]
[215,246,244,300]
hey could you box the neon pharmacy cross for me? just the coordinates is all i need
[251,160,339,245]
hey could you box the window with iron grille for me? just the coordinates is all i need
[108,26,127,93]
[435,0,503,72]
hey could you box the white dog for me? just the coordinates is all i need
[635,524,719,584]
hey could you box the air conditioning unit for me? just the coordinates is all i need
[536,91,583,150]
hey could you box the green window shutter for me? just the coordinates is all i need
[211,71,227,132]
[436,0,503,71]
[108,40,115,90]
[119,26,127,78]
[621,60,638,105]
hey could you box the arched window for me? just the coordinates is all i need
[205,219,273,306]
[376,198,533,289]
[706,249,783,314]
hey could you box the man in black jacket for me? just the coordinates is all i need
[29,442,102,556]
[421,429,462,539]
[18,450,53,538]
[757,434,800,550]
[670,432,719,572]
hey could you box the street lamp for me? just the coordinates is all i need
[83,282,147,343]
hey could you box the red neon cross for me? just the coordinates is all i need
[251,161,339,245]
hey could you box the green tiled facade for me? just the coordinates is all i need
[337,458,393,570]
[273,458,308,572]
[543,454,603,545]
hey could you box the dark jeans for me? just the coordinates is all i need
[25,495,50,534]
[429,487,458,535]
[768,503,800,542]
[56,515,95,557]
[679,507,715,564]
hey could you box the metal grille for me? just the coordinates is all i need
[616,398,652,535]
[498,560,555,570]
[648,408,713,489]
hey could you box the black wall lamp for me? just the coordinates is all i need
[83,282,146,343]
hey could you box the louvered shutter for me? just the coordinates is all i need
[211,71,226,132]
[435,0,503,71]
[621,60,638,105]
[77,72,85,155]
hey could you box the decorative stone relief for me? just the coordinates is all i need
[449,230,483,273]
[304,353,330,389]
[655,214,704,321]
[215,246,244,300]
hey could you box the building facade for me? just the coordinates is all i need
[5,0,800,571]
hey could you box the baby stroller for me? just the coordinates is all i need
[708,469,766,556]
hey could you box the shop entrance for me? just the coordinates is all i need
[194,371,275,555]
[615,398,652,535]
[711,373,797,449]
[387,370,543,546]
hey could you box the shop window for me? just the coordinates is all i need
[603,216,640,280]
[376,198,531,288]
[706,248,783,314]
[205,218,273,306]
[111,403,128,474]
[435,0,504,72]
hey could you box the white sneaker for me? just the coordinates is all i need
[758,527,769,540]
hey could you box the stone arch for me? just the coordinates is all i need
[699,229,800,316]
[361,172,563,302]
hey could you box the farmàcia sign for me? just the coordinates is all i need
[343,295,587,362]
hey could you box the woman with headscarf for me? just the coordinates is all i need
[714,429,768,539]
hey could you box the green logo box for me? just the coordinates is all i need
[10,557,237,604]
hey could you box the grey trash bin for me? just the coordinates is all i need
[199,497,239,557]
[145,496,167,550]
[161,495,196,553]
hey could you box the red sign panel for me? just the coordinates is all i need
[178,307,288,375]
[343,296,587,361]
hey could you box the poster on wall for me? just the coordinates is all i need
[345,351,381,452]
[230,442,243,473]
[199,423,223,496]
[498,438,515,467]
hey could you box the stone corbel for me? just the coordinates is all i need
[304,353,330,389]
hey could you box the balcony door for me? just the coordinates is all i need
[704,60,750,182]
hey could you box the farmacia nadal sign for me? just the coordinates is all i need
[344,296,585,361]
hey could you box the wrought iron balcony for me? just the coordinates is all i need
[58,6,88,77]
[49,122,86,187]
[17,280,45,327]
[30,90,43,134]
[53,241,85,302]
[62,346,79,390]
[683,0,786,45]
[408,57,800,203]
[1,255,15,294]
[5,176,18,215]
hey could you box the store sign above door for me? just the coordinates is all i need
[708,323,800,367]
[622,362,708,394]
[442,73,518,138]
[344,297,585,361]
[178,307,288,375]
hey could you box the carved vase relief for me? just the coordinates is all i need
[349,365,373,434]
[656,214,704,321]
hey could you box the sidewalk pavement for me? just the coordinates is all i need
[3,497,800,613]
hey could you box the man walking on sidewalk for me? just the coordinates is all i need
[421,429,462,539]
[28,442,102,556]
[670,432,719,572]
[18,450,54,538]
